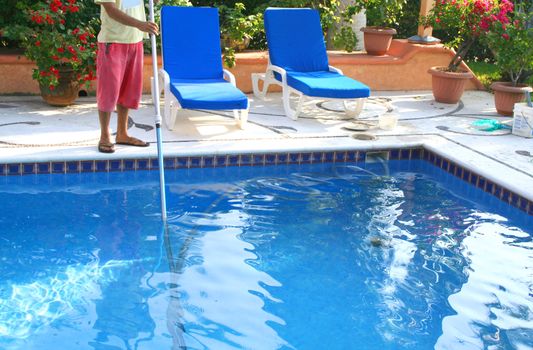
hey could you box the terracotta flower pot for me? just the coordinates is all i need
[428,66,473,104]
[491,82,533,116]
[221,34,250,52]
[39,66,79,107]
[360,26,397,56]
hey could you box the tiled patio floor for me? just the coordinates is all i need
[1,91,532,202]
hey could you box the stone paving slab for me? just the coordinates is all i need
[0,91,532,202]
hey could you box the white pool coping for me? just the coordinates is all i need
[1,91,532,203]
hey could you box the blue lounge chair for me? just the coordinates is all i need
[158,6,249,130]
[252,8,370,120]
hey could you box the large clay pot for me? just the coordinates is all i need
[221,34,250,52]
[39,66,79,107]
[491,82,533,116]
[360,26,397,56]
[428,66,473,104]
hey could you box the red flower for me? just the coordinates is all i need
[49,0,62,13]
[31,14,44,24]
[84,70,96,81]
[502,33,510,40]
[19,0,97,90]
[79,33,88,43]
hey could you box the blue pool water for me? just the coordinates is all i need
[0,160,531,349]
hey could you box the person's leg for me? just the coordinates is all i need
[115,42,149,147]
[114,104,147,146]
[115,104,129,140]
[96,42,125,152]
[98,110,114,152]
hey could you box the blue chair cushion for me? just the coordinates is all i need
[285,71,370,99]
[161,6,224,80]
[264,8,329,73]
[170,79,249,110]
[265,8,371,100]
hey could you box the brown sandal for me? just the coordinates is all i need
[116,137,149,147]
[98,142,115,153]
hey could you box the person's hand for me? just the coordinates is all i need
[137,21,159,35]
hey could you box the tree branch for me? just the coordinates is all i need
[448,38,475,72]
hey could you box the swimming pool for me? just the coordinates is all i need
[0,156,531,349]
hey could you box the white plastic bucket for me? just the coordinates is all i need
[512,103,533,138]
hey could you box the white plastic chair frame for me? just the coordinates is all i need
[154,69,249,130]
[252,63,366,120]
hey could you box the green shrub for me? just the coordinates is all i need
[1,0,33,48]
[484,3,533,86]
[3,0,99,89]
[395,0,419,38]
[363,0,408,27]
[1,0,99,49]
[467,61,502,88]
[219,2,262,66]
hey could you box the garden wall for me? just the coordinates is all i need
[0,40,483,95]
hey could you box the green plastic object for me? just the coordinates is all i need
[472,119,510,131]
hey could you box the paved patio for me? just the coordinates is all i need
[0,91,532,202]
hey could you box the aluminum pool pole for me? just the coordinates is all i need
[148,0,167,222]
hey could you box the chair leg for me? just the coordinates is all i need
[344,98,366,118]
[163,93,170,129]
[151,75,165,106]
[165,97,179,131]
[234,108,248,129]
[282,89,304,120]
[158,72,165,97]
[252,72,273,100]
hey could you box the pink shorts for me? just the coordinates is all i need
[96,42,144,112]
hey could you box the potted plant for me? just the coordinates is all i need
[485,6,533,115]
[219,3,262,68]
[4,0,97,106]
[424,0,514,104]
[345,0,407,56]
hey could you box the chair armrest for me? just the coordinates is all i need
[159,68,170,85]
[223,69,236,86]
[268,64,287,82]
[152,68,170,104]
[329,65,343,75]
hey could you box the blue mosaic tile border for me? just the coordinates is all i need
[0,147,531,215]
[0,149,421,175]
[419,148,532,216]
